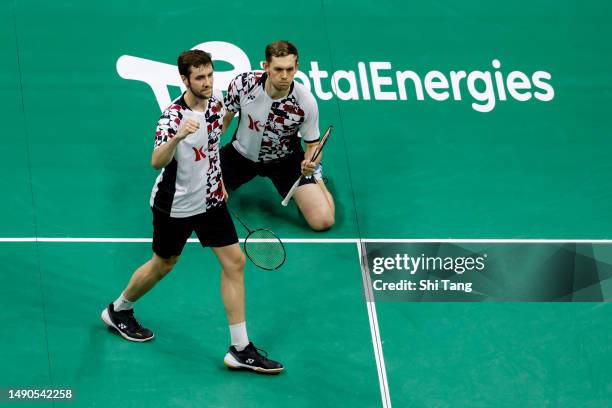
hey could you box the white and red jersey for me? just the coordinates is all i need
[150,92,225,217]
[225,71,320,162]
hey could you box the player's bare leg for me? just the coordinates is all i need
[214,243,284,373]
[294,181,335,231]
[123,254,180,301]
[101,254,178,342]
[212,243,246,325]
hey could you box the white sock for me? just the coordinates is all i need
[229,322,249,351]
[113,294,134,312]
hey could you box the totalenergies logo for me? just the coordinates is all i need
[117,41,554,113]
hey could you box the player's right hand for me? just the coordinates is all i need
[175,119,200,140]
[301,160,316,177]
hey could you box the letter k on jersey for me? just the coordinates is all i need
[192,146,206,161]
[247,114,261,132]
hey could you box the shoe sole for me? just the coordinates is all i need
[223,352,284,374]
[100,308,154,343]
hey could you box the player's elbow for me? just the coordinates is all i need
[151,152,166,170]
[151,158,163,170]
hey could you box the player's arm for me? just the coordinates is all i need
[222,111,235,135]
[221,179,229,201]
[301,141,320,176]
[151,119,199,169]
[300,97,321,177]
[222,74,245,135]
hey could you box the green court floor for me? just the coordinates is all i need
[1,242,380,407]
[377,302,612,407]
[3,0,612,406]
[3,241,612,406]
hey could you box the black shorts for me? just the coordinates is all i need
[151,203,239,258]
[220,143,316,198]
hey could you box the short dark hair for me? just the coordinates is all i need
[265,40,298,63]
[177,50,214,77]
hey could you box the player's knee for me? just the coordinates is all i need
[235,252,246,271]
[308,214,335,231]
[224,251,246,273]
[323,215,335,230]
[153,255,179,278]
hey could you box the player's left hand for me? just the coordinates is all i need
[301,160,316,177]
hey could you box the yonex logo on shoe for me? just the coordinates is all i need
[246,358,255,364]
[118,323,127,330]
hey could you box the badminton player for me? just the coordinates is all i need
[100,49,283,374]
[220,40,335,231]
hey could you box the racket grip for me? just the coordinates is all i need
[281,178,301,206]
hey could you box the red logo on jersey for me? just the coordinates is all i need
[247,114,261,132]
[192,146,206,161]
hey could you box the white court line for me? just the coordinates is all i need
[357,241,391,408]
[2,238,612,243]
[361,239,612,243]
[0,237,357,243]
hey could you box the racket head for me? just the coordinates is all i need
[243,228,286,270]
[311,125,333,162]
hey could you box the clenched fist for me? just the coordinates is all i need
[175,119,200,140]
[301,160,316,177]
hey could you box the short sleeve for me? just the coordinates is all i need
[299,94,320,142]
[154,106,182,149]
[224,74,242,114]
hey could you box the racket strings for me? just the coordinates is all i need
[243,229,286,270]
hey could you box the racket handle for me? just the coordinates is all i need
[281,178,301,206]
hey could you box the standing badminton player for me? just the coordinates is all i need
[100,49,283,374]
[220,40,335,231]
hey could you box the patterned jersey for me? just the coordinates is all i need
[149,92,225,218]
[225,71,320,162]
